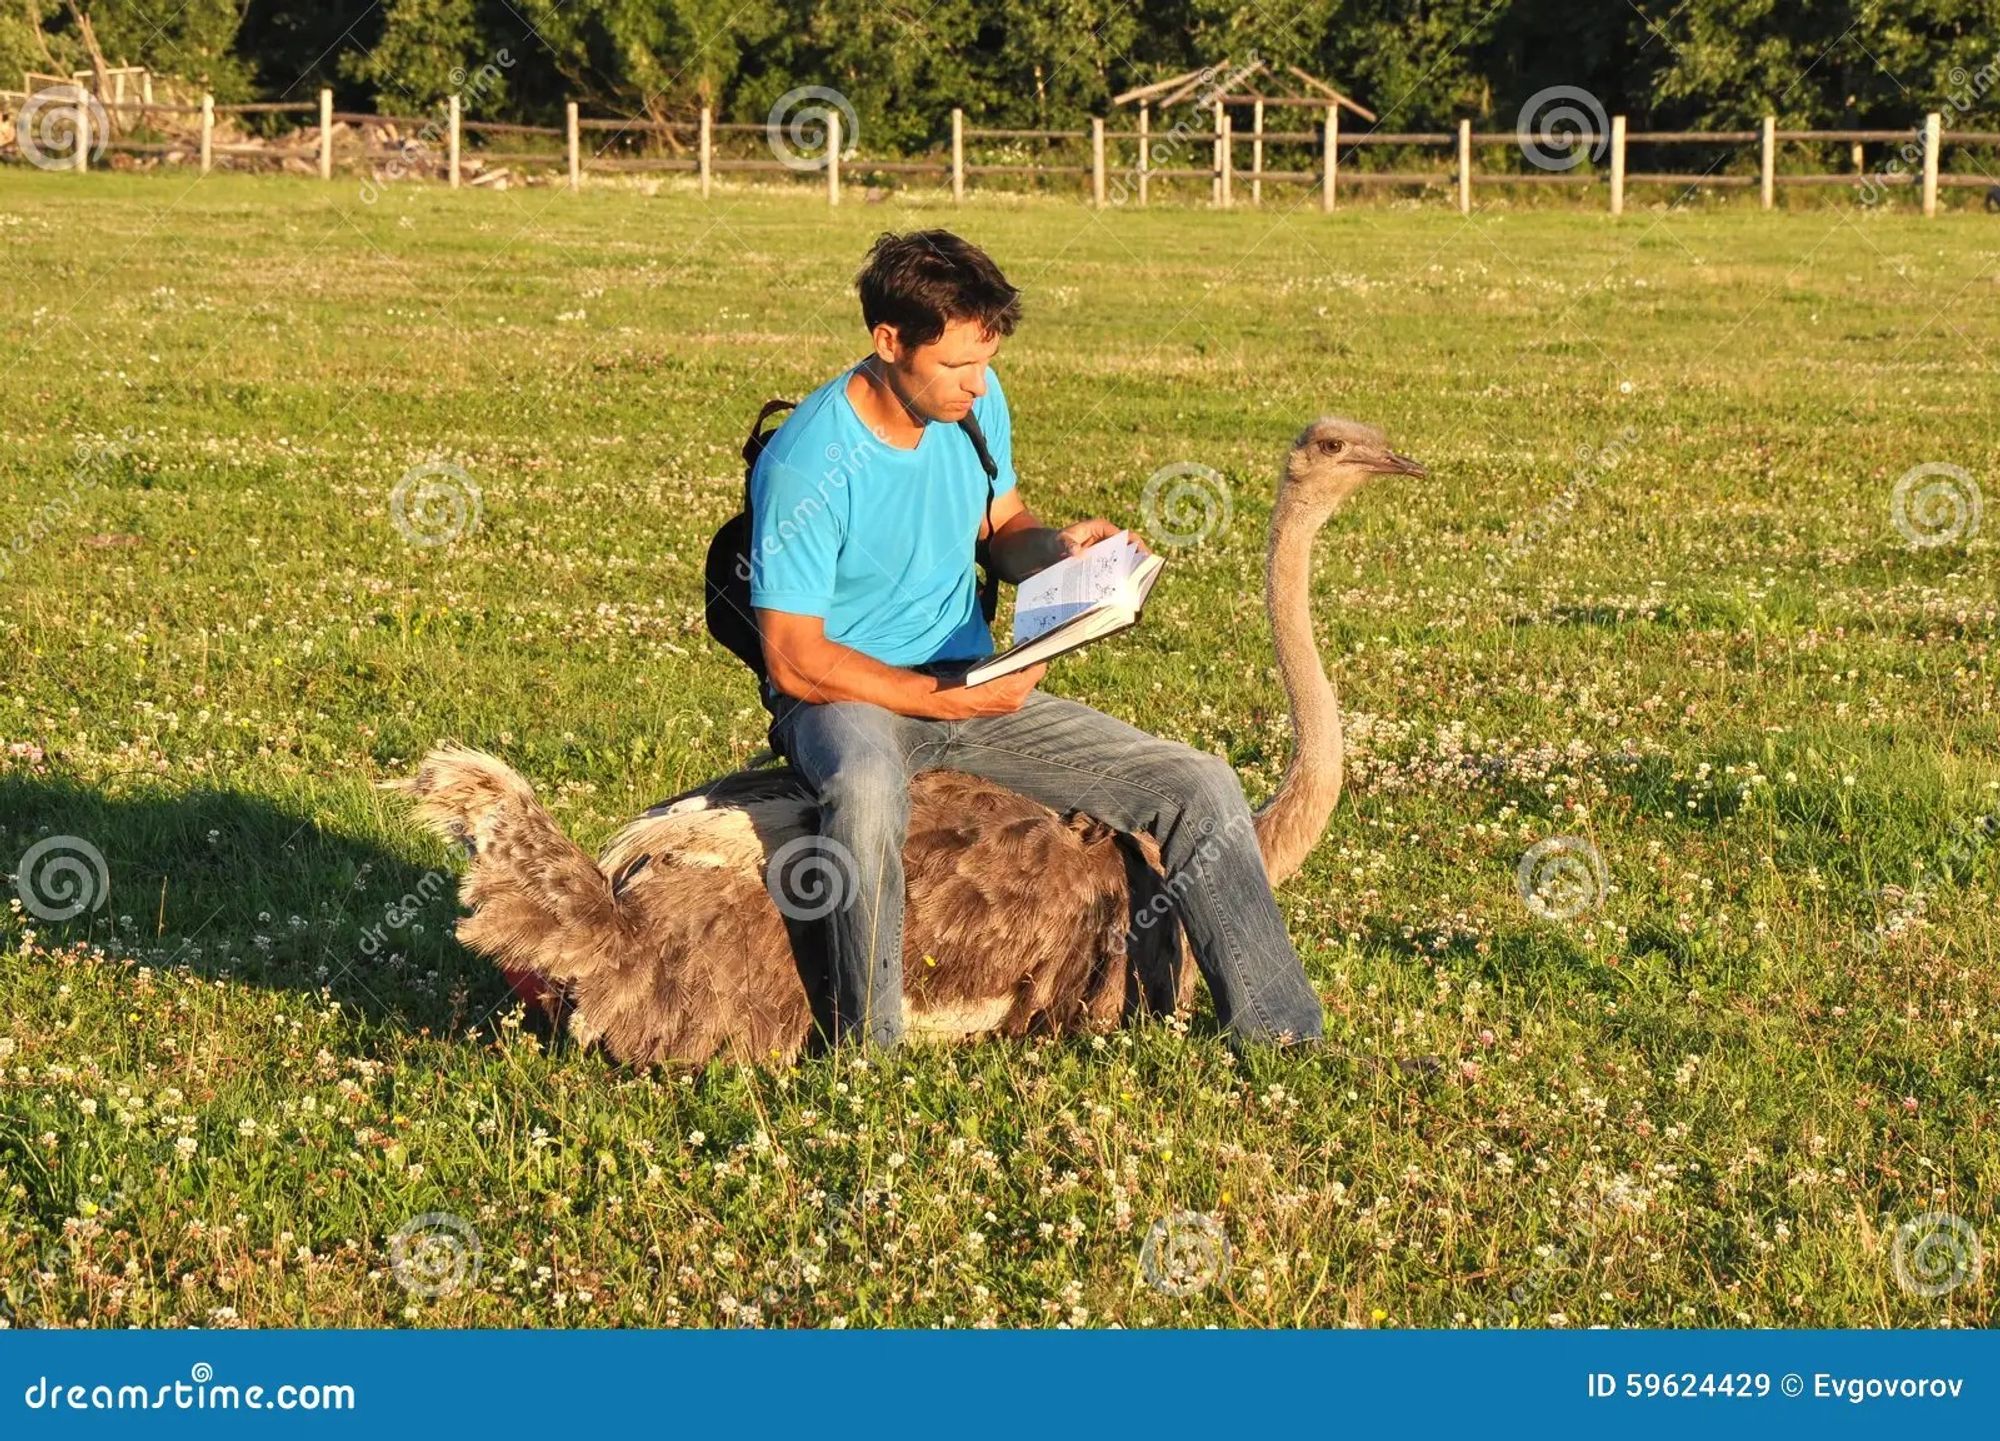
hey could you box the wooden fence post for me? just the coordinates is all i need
[1219,110,1233,207]
[1609,114,1627,216]
[1251,97,1264,205]
[1091,116,1105,208]
[1457,118,1471,213]
[73,90,89,172]
[1921,111,1941,217]
[1759,114,1774,209]
[827,109,841,206]
[446,94,461,188]
[951,108,964,203]
[319,87,333,181]
[1137,104,1150,206]
[565,101,579,191]
[1211,101,1222,206]
[699,105,712,198]
[1322,105,1337,213]
[199,93,213,175]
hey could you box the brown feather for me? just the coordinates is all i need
[389,748,1194,1067]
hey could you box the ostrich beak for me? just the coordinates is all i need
[1371,451,1427,477]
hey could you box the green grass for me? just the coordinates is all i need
[1,169,1995,1330]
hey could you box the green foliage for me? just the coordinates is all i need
[340,0,495,114]
[53,0,255,98]
[10,2,2000,135]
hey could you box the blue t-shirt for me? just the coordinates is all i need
[748,366,1019,668]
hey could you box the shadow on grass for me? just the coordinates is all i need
[0,769,510,1036]
[0,770,1206,1066]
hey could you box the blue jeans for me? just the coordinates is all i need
[766,681,1325,1052]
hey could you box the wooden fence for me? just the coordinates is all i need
[6,86,1995,217]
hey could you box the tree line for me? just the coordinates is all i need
[7,0,1998,152]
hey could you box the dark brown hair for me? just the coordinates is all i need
[856,230,1021,348]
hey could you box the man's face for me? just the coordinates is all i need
[876,316,999,424]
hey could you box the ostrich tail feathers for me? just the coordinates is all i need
[391,743,625,993]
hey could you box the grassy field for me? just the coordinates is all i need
[1,169,1994,1330]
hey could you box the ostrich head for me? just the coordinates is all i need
[1282,416,1427,503]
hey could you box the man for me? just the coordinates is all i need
[748,229,1324,1054]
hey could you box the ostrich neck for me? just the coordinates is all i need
[1252,491,1344,888]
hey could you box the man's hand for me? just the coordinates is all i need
[928,662,1047,719]
[1058,517,1151,557]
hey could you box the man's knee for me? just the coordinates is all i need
[1168,748,1240,804]
[1167,748,1251,830]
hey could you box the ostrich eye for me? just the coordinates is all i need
[1317,437,1345,455]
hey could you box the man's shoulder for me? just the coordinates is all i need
[758,370,857,474]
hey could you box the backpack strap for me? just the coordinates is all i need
[743,398,797,466]
[956,412,1002,625]
[742,398,797,506]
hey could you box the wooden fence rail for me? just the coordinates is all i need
[5,85,1993,217]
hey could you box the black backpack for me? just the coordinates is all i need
[703,397,1003,683]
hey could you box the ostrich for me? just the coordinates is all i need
[391,417,1424,1066]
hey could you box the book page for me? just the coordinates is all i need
[1011,531,1142,644]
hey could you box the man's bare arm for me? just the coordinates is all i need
[757,608,1044,721]
[981,488,1069,581]
[982,487,1150,581]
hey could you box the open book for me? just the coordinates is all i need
[963,530,1165,685]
